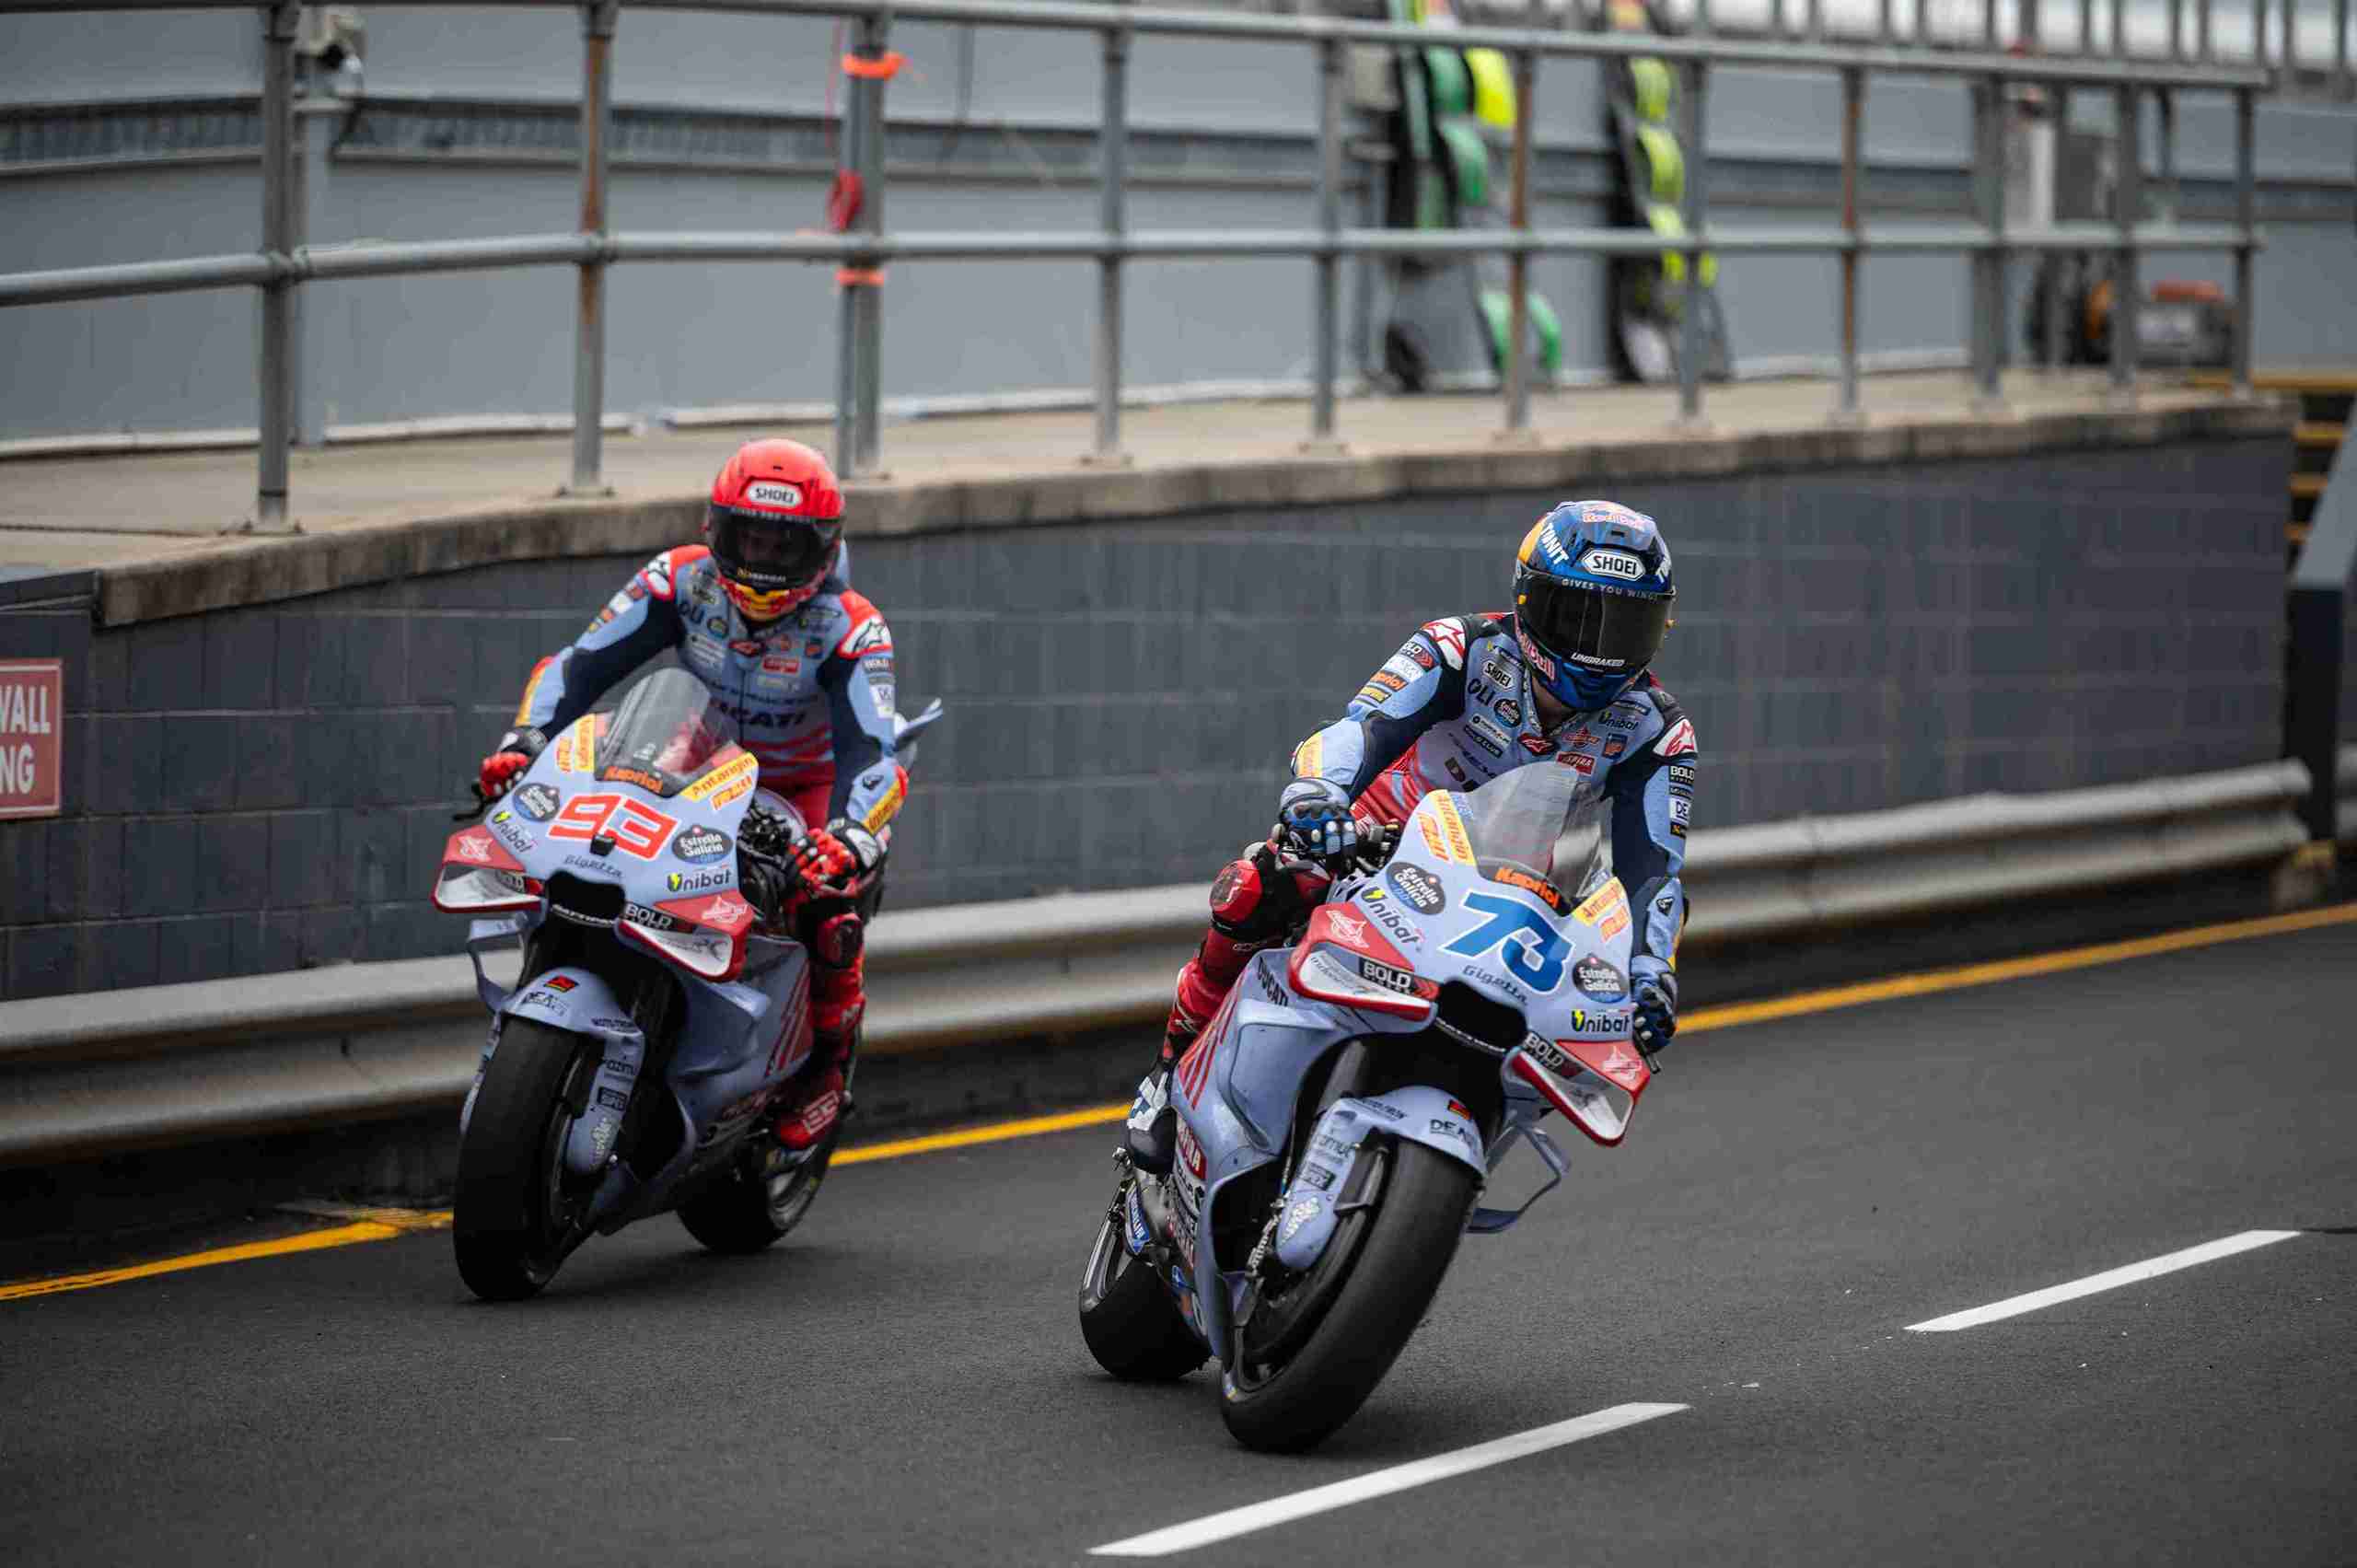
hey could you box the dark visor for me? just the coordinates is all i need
[707,504,840,587]
[1515,572,1673,673]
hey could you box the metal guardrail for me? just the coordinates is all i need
[0,0,2283,529]
[0,760,2311,1167]
[2340,745,2357,842]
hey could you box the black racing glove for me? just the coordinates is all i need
[1273,778,1364,865]
[1631,959,1678,1067]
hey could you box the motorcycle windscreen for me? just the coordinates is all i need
[593,668,750,799]
[1448,760,1615,909]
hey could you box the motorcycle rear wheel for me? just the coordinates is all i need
[452,1019,597,1303]
[1078,1188,1209,1381]
[1218,1137,1478,1452]
[677,1126,840,1254]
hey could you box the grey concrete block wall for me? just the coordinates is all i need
[0,433,2295,997]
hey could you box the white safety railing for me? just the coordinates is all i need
[0,0,2294,530]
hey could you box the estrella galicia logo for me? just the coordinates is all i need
[1387,864,1447,916]
[666,865,733,894]
[671,825,732,864]
[1573,954,1628,1002]
[513,783,561,822]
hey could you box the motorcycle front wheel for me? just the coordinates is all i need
[1077,1185,1209,1381]
[1218,1137,1479,1452]
[452,1019,598,1302]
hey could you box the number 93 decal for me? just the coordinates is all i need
[1442,891,1570,993]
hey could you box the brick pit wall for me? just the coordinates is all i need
[0,435,2294,996]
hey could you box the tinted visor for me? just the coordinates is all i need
[706,504,840,588]
[1515,570,1672,675]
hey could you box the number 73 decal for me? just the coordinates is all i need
[1443,890,1569,992]
[545,791,679,859]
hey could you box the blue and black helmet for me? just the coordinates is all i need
[1512,500,1677,713]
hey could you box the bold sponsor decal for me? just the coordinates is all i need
[1668,796,1692,829]
[603,765,666,794]
[1599,908,1631,941]
[1563,750,1596,774]
[1494,698,1521,726]
[1403,640,1438,672]
[513,783,561,821]
[1656,718,1697,758]
[1518,733,1557,758]
[1324,912,1371,950]
[1292,734,1325,778]
[553,721,595,775]
[1573,879,1628,927]
[1357,889,1423,947]
[1176,1121,1207,1179]
[1464,714,1509,760]
[1568,1006,1632,1037]
[1425,618,1467,670]
[1603,737,1626,759]
[486,811,535,856]
[1667,762,1697,788]
[1369,670,1407,695]
[546,975,578,993]
[745,480,804,509]
[1516,629,1556,679]
[839,617,890,659]
[679,750,759,804]
[671,825,732,864]
[1386,864,1446,916]
[1574,954,1628,1001]
[1580,546,1646,582]
[665,865,735,895]
[1426,794,1477,865]
[1486,862,1566,913]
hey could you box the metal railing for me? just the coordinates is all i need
[0,0,2285,530]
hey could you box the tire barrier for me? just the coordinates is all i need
[0,761,2314,1167]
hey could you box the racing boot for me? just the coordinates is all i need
[773,916,865,1155]
[1124,952,1229,1174]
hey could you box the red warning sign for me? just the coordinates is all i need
[0,659,64,819]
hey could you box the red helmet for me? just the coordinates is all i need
[703,438,845,621]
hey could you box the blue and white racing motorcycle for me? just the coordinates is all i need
[435,667,939,1301]
[1078,759,1659,1450]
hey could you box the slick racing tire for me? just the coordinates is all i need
[677,1126,840,1255]
[1218,1138,1478,1453]
[452,1019,598,1303]
[1078,1189,1210,1382]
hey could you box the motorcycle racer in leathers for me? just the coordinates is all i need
[474,438,903,1155]
[1127,499,1696,1174]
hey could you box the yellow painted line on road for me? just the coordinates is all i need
[0,1220,412,1302]
[832,1102,1129,1166]
[1678,899,2357,1038]
[10,900,2352,1303]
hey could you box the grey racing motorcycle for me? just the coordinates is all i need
[1077,759,1659,1450]
[435,667,939,1301]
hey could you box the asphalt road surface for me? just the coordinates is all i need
[6,917,2354,1566]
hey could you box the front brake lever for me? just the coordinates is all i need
[450,790,493,824]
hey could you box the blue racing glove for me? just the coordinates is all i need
[1274,777,1363,864]
[1631,958,1678,1066]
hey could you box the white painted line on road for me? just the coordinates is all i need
[1087,1403,1687,1558]
[1905,1230,2305,1332]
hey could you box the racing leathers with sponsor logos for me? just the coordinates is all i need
[480,440,904,1156]
[1127,501,1693,1177]
[496,545,900,1154]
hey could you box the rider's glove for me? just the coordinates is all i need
[786,820,884,902]
[1631,958,1678,1067]
[474,729,545,802]
[1273,778,1362,864]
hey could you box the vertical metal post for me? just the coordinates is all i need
[1088,19,1130,465]
[2169,0,2184,55]
[2337,0,2350,86]
[1915,0,1931,43]
[2255,0,2270,64]
[292,94,337,447]
[2109,0,2127,53]
[2110,83,2140,401]
[852,14,888,479]
[569,0,616,496]
[831,51,864,475]
[257,0,297,533]
[1974,75,2008,409]
[1809,0,1826,41]
[2042,80,2068,370]
[2283,0,2296,74]
[2080,0,2095,54]
[1983,0,1999,47]
[2198,0,2213,57]
[1878,0,1894,42]
[1309,36,1343,447]
[1504,47,1536,435]
[1677,60,1708,427]
[2157,87,2178,219]
[1835,66,1864,424]
[1772,0,1787,39]
[1694,0,1712,33]
[2232,87,2256,396]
